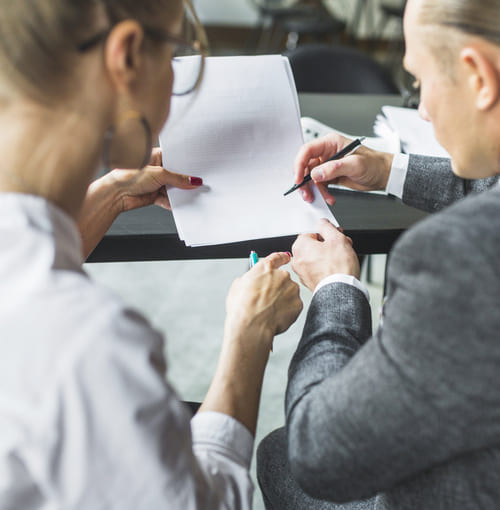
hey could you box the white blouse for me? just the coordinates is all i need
[0,193,254,510]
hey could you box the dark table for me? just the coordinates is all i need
[87,93,428,263]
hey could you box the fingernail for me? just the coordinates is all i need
[189,176,203,186]
[286,251,292,258]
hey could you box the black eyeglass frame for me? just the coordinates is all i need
[77,26,206,96]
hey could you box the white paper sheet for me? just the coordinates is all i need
[159,55,337,247]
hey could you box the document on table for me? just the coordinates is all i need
[374,105,450,158]
[159,55,337,247]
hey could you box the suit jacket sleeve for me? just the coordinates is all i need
[402,154,498,213]
[285,198,500,503]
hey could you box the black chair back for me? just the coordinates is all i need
[283,43,400,94]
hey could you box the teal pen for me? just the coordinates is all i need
[249,250,259,268]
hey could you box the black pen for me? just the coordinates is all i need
[283,136,366,196]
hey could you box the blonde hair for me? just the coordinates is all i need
[0,0,181,101]
[412,0,500,79]
[418,0,500,46]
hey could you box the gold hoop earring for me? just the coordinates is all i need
[102,110,152,171]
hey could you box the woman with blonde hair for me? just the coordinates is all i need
[0,1,302,508]
[258,0,500,508]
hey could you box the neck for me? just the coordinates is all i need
[0,99,105,219]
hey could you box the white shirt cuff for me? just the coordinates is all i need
[313,274,370,303]
[385,153,409,199]
[191,411,254,469]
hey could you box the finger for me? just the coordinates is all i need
[152,166,203,189]
[291,232,318,256]
[310,158,346,184]
[294,232,318,244]
[293,137,339,183]
[316,183,336,206]
[262,251,292,270]
[317,217,344,241]
[295,156,321,201]
[299,182,314,203]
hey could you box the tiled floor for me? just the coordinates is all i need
[85,254,386,509]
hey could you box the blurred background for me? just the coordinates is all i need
[193,0,411,93]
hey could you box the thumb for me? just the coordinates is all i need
[317,218,343,241]
[310,158,347,184]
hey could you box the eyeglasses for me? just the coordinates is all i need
[77,2,208,96]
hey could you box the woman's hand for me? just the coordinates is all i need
[79,147,202,258]
[200,252,302,434]
[224,252,303,351]
[292,219,360,291]
[107,147,202,213]
[293,133,394,204]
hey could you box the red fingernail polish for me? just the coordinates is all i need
[189,176,203,186]
[286,251,292,258]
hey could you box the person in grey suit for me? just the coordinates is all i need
[257,0,500,508]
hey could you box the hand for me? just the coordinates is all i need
[107,147,203,213]
[78,148,202,258]
[292,219,360,291]
[293,133,394,204]
[201,253,302,434]
[224,252,303,350]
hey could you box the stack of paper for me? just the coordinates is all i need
[374,105,449,158]
[159,55,337,247]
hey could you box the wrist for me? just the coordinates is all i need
[105,169,134,215]
[78,173,123,259]
[379,151,395,189]
[223,319,274,353]
[314,274,369,302]
[88,172,124,216]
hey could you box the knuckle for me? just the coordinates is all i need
[263,259,275,272]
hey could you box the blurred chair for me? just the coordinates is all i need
[247,0,345,53]
[376,0,407,71]
[284,43,400,282]
[378,0,406,35]
[283,43,400,94]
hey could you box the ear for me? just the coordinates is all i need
[104,20,145,93]
[460,45,500,111]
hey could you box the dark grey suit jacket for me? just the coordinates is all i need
[286,155,500,509]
